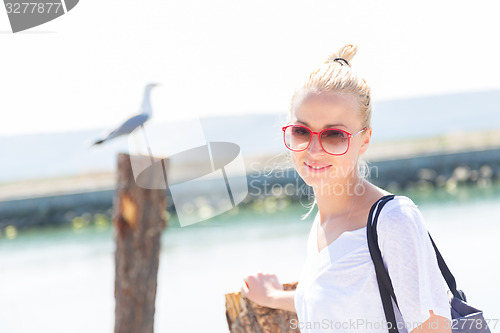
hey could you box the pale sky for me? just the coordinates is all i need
[1,0,499,136]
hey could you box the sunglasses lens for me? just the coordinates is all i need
[284,126,311,151]
[320,129,349,155]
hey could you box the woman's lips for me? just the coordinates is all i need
[304,162,332,172]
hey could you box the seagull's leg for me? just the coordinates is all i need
[141,124,155,164]
[141,124,168,188]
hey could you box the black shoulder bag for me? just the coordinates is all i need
[366,195,491,333]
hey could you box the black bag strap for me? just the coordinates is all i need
[367,195,464,333]
[428,234,464,301]
[367,194,400,333]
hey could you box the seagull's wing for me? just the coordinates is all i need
[93,113,150,145]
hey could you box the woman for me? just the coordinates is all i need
[241,44,452,333]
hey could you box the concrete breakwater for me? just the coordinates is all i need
[1,147,500,232]
[367,147,500,189]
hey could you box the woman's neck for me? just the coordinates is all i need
[313,173,366,222]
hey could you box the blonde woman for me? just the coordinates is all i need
[242,45,452,333]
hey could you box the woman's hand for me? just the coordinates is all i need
[241,272,296,312]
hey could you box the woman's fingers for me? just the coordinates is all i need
[240,273,289,310]
[241,273,281,298]
[240,279,250,296]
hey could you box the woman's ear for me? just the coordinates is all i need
[359,127,372,155]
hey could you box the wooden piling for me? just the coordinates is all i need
[113,153,167,333]
[225,282,300,333]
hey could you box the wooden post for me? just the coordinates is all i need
[113,153,167,333]
[225,282,300,333]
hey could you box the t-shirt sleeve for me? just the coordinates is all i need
[377,198,451,329]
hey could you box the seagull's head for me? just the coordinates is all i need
[146,83,160,90]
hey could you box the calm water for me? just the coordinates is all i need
[1,187,499,333]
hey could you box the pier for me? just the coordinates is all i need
[1,136,500,231]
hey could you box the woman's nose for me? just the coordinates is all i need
[308,135,325,155]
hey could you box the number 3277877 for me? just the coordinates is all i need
[5,2,63,14]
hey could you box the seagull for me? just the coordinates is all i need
[92,83,159,146]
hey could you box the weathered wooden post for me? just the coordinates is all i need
[113,153,167,333]
[225,282,300,333]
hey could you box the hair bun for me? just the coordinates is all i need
[324,44,358,66]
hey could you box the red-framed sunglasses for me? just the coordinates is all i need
[282,125,367,156]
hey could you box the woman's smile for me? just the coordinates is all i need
[304,161,332,173]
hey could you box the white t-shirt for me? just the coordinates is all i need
[294,196,451,333]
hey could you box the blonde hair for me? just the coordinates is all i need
[290,44,372,128]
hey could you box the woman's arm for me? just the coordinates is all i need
[241,272,296,313]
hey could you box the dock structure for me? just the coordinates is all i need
[1,137,500,231]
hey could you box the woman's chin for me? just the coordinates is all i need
[300,172,332,188]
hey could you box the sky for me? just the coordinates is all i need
[1,0,500,137]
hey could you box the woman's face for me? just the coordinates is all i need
[289,91,370,190]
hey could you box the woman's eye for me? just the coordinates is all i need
[293,128,308,136]
[325,131,342,138]
[324,130,347,141]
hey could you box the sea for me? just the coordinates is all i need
[0,185,499,333]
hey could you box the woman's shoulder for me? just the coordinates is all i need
[378,195,419,216]
[376,195,427,236]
